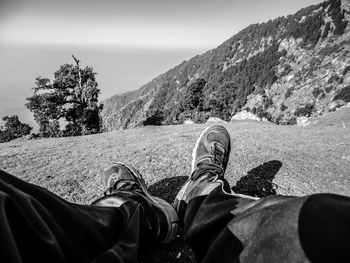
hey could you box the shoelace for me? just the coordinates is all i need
[210,142,225,166]
[104,179,139,195]
[191,141,226,181]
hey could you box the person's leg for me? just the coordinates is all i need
[0,164,177,263]
[174,125,258,262]
[174,125,350,263]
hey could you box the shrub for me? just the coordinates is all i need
[342,66,350,75]
[328,75,340,84]
[257,111,272,121]
[180,79,206,111]
[255,106,263,114]
[275,115,284,125]
[0,115,32,143]
[322,22,331,39]
[285,87,294,99]
[308,58,321,75]
[280,64,292,77]
[312,88,324,98]
[47,120,61,137]
[143,109,164,126]
[284,116,297,125]
[289,11,324,47]
[163,115,174,125]
[0,130,14,143]
[294,103,314,117]
[193,111,210,123]
[62,122,82,137]
[333,86,350,102]
[318,44,342,56]
[280,103,288,111]
[264,97,274,109]
[328,0,348,35]
[204,82,237,116]
[325,86,334,93]
[252,87,265,95]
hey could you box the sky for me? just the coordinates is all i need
[0,0,324,128]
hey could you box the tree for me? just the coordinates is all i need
[205,82,237,120]
[180,79,206,111]
[25,56,103,137]
[143,109,164,126]
[0,115,32,143]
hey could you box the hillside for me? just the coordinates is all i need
[102,0,350,131]
[1,119,349,262]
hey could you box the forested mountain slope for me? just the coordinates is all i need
[102,0,350,130]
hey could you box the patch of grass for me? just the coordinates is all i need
[1,122,350,262]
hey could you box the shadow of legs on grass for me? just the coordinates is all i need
[143,161,282,262]
[148,176,188,204]
[232,160,283,198]
[141,176,196,263]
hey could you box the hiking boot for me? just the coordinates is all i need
[191,125,231,175]
[93,162,178,243]
[173,125,232,223]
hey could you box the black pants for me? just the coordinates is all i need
[1,169,349,263]
[183,187,350,262]
[0,170,151,262]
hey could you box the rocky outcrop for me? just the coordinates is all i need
[231,111,262,122]
[206,117,227,123]
[297,117,310,126]
[244,0,350,124]
[184,119,195,125]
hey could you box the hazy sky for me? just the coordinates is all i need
[0,0,323,128]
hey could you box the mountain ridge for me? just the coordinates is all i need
[102,0,350,131]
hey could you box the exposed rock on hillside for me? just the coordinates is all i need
[297,117,310,126]
[206,117,227,123]
[102,0,350,131]
[231,111,263,122]
[183,119,195,125]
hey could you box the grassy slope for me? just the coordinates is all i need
[1,121,350,262]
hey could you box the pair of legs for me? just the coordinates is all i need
[0,125,349,262]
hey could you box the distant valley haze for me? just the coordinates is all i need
[0,0,323,130]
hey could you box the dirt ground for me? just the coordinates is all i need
[1,120,349,262]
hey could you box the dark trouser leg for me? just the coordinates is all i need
[0,170,153,263]
[182,186,250,263]
[183,181,350,263]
